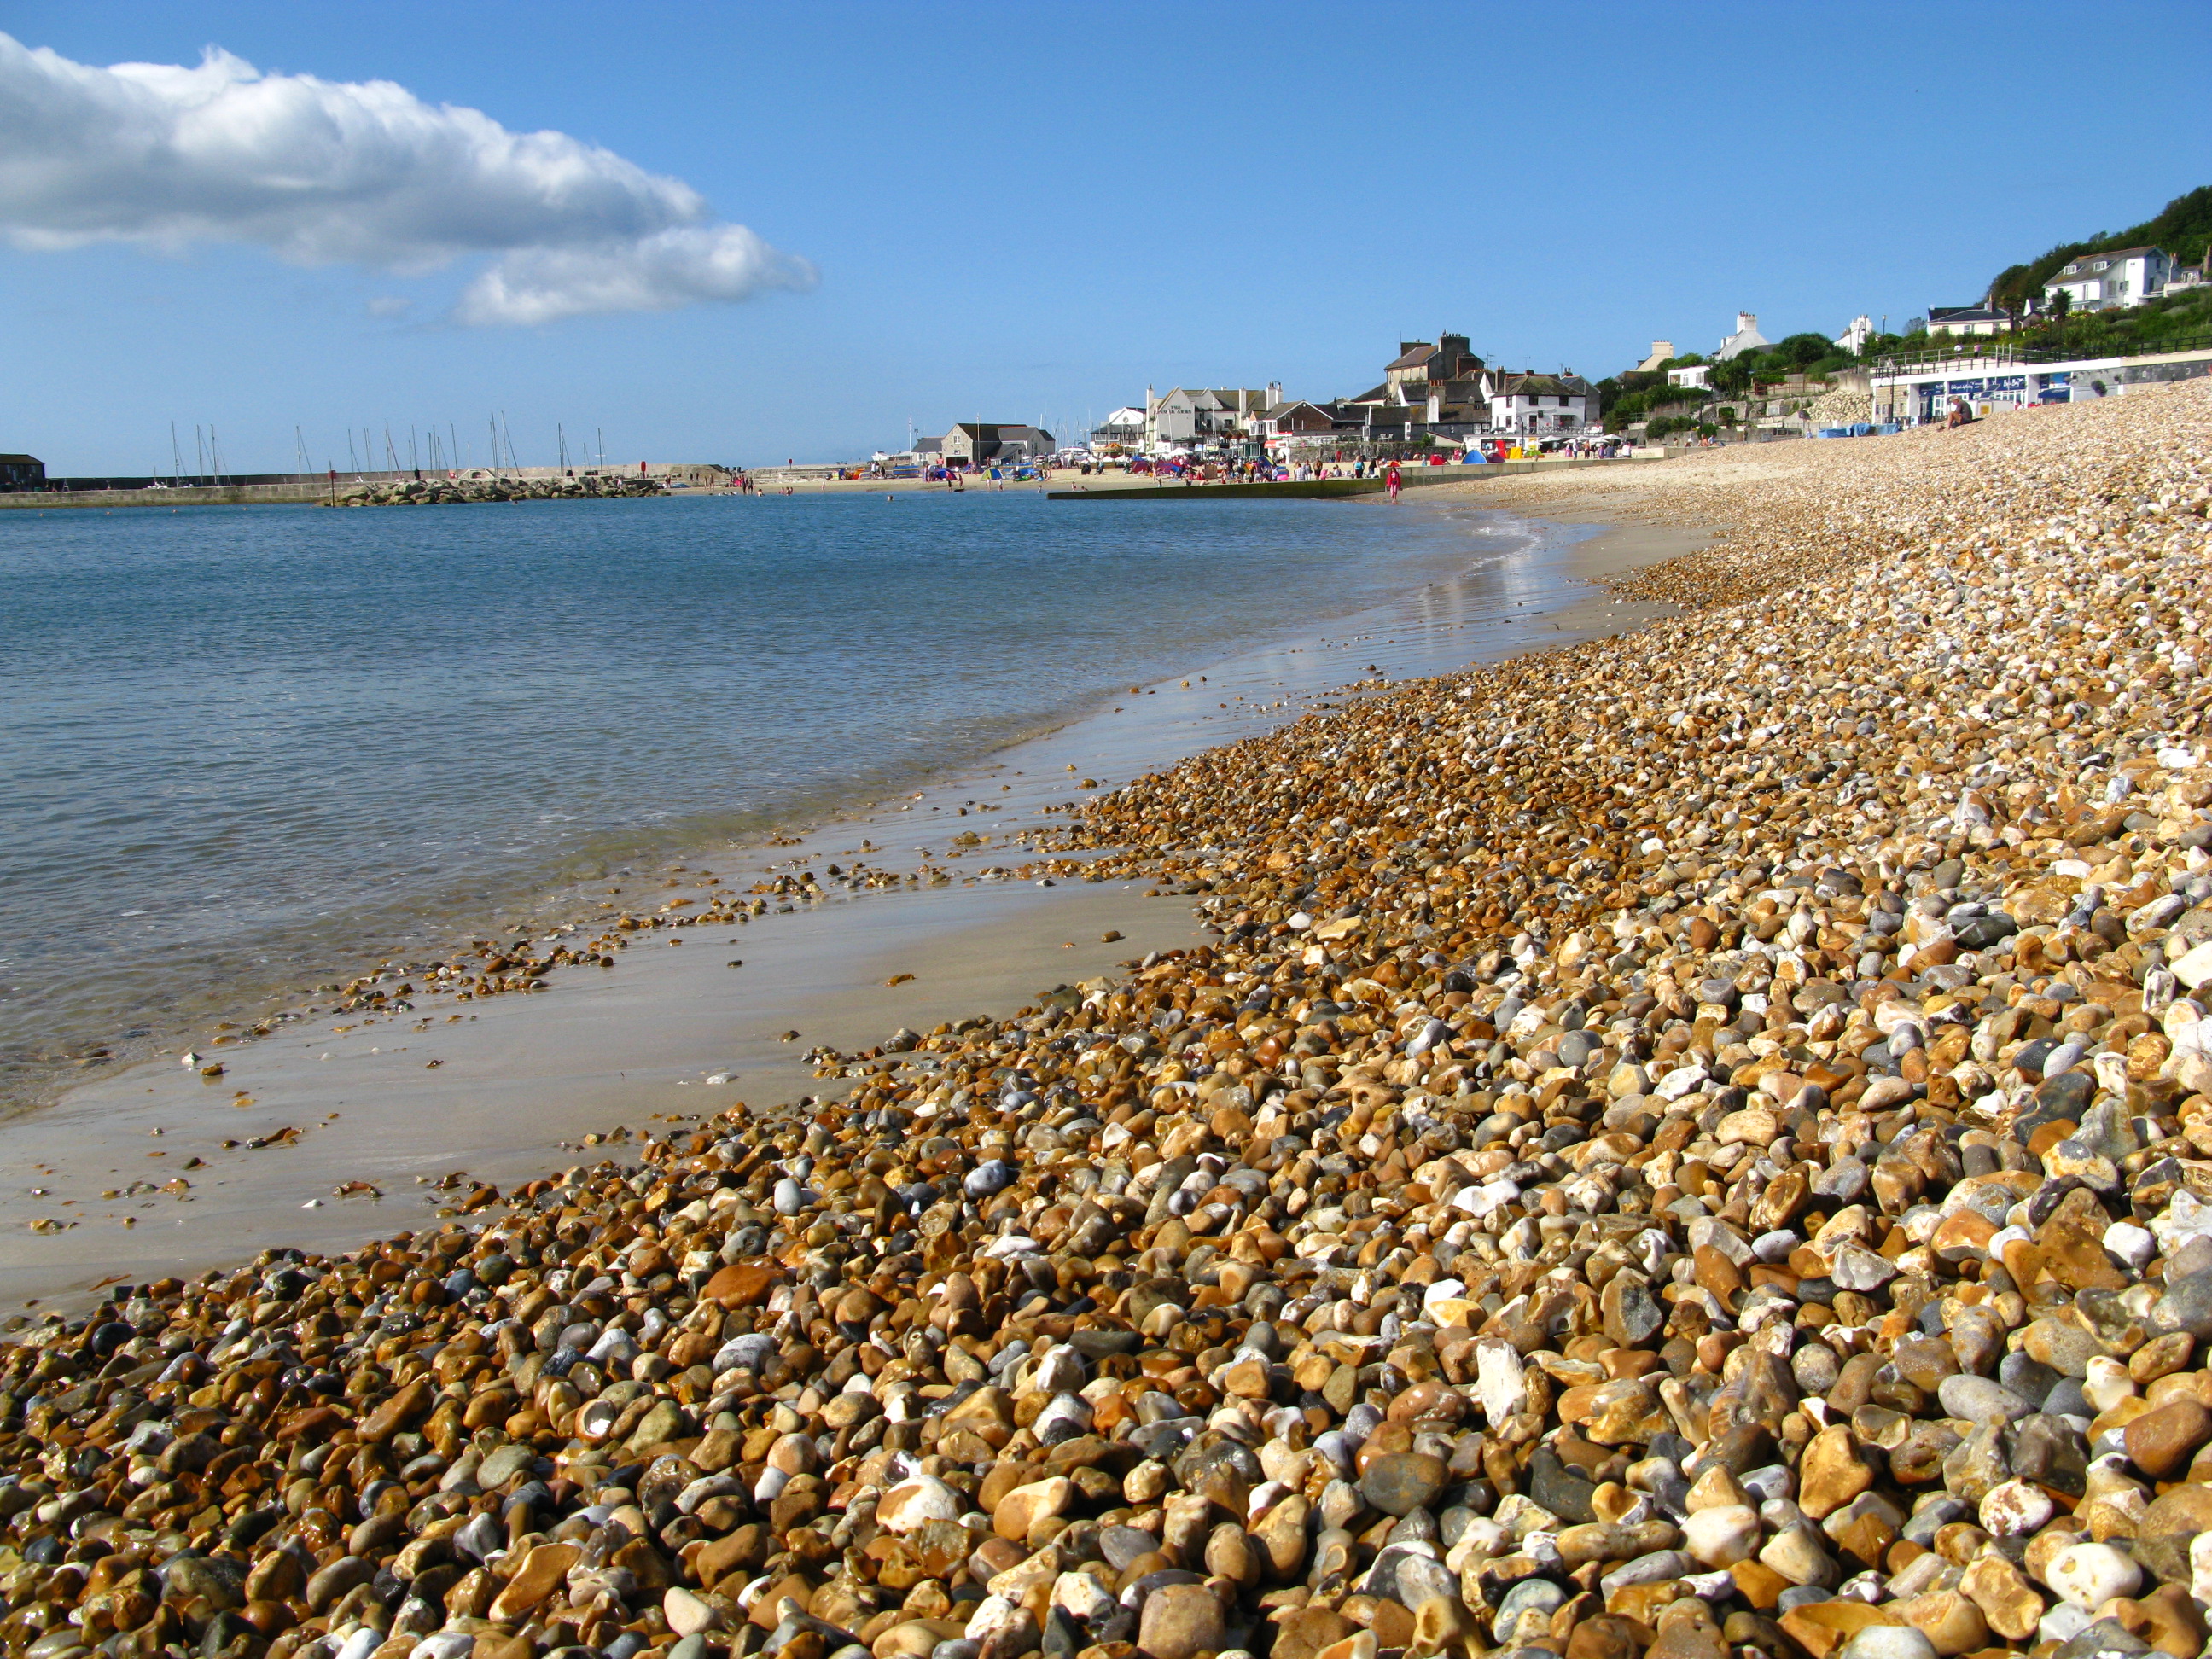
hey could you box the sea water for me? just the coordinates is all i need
[0,489,1593,1110]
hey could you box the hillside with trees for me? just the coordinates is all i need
[1987,185,2212,313]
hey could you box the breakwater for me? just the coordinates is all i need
[337,475,665,506]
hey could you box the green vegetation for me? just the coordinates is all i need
[1988,185,2212,315]
[1598,185,2212,436]
[2008,282,2212,358]
[1597,358,1713,434]
[1711,332,1857,390]
[1602,330,1867,432]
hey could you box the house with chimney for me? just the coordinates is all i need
[1715,311,1770,360]
[1481,371,1596,437]
[1343,333,1488,427]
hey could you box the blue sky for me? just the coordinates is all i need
[3,2,2209,474]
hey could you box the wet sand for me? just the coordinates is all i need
[0,502,1708,1308]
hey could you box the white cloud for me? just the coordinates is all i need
[364,294,411,318]
[457,224,813,326]
[0,32,814,324]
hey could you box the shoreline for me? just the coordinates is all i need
[3,389,2204,1659]
[0,506,1707,1308]
[0,490,1551,1122]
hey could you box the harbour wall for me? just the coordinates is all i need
[0,482,337,510]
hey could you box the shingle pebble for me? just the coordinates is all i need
[3,387,2212,1659]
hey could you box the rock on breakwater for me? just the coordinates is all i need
[3,387,2212,1659]
[336,478,666,508]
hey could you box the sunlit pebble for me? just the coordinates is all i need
[4,387,2211,1658]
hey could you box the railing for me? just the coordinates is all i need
[1871,330,2212,372]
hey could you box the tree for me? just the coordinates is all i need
[1778,333,1832,369]
[1712,355,1755,396]
[1983,184,2212,313]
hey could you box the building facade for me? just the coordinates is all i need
[1142,386,1281,451]
[2045,247,2172,311]
[1481,372,1595,436]
[1870,344,2212,424]
[0,454,45,491]
[940,423,1056,465]
[1089,409,1144,453]
[1927,306,2009,338]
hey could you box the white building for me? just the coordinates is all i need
[1143,384,1281,451]
[1090,408,1145,453]
[1715,311,1770,360]
[1834,315,1874,354]
[1666,364,1712,390]
[1869,342,2212,424]
[1481,371,1595,436]
[2045,247,2171,311]
[1926,306,2009,339]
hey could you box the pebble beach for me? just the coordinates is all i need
[7,382,2212,1659]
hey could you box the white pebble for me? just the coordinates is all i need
[2046,1540,2140,1609]
[2103,1220,2156,1271]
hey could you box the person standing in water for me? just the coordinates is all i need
[1386,459,1401,502]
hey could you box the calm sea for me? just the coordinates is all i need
[0,489,1588,1112]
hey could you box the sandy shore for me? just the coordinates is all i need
[0,502,1703,1308]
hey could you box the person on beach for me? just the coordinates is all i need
[1386,459,1401,501]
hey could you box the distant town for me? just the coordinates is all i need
[6,189,2209,497]
[865,189,2211,481]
